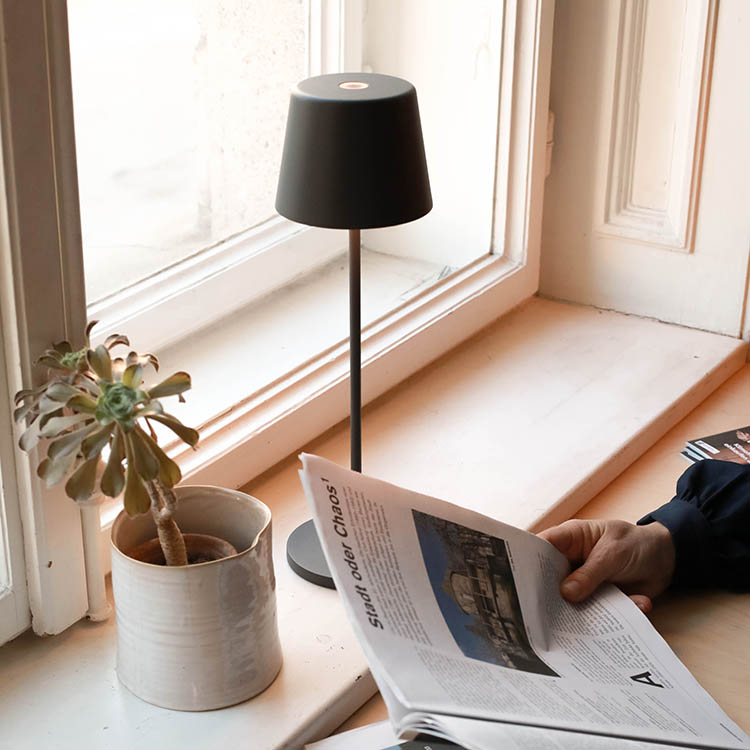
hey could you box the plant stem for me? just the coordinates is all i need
[146,480,188,566]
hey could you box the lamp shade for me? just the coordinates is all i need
[275,72,432,230]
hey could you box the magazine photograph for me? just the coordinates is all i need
[413,511,557,677]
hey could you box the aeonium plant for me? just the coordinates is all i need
[13,322,198,566]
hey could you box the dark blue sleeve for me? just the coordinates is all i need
[637,460,750,590]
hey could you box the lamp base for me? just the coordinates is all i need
[286,519,335,589]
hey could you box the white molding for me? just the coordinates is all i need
[340,0,364,71]
[308,0,350,76]
[88,221,344,353]
[598,0,717,251]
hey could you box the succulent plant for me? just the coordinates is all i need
[13,322,197,565]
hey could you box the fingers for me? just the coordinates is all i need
[629,594,653,614]
[558,538,623,602]
[539,519,602,562]
[542,519,669,607]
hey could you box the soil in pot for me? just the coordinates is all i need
[126,533,238,565]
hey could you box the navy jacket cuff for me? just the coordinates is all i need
[637,499,713,588]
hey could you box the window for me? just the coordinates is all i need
[0,0,552,641]
[73,0,361,353]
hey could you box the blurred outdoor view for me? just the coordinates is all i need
[68,0,306,304]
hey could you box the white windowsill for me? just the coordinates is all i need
[1,298,745,749]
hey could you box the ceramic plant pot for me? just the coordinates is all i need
[110,485,282,711]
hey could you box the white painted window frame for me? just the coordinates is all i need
[1,0,553,641]
[0,0,90,640]
[88,0,365,354]
[0,279,31,645]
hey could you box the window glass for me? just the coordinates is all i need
[68,0,306,304]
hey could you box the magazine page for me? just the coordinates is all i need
[299,454,749,750]
[686,427,750,463]
[304,721,401,749]
[410,714,727,750]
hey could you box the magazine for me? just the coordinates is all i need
[680,449,699,464]
[305,720,466,749]
[684,426,750,464]
[299,454,750,750]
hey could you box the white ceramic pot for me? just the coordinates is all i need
[111,485,282,711]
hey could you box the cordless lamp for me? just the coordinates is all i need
[276,72,432,587]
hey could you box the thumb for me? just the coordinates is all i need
[560,544,620,602]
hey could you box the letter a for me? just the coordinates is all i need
[630,671,664,688]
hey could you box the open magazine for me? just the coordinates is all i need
[299,454,750,750]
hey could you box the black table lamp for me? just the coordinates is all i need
[276,72,432,587]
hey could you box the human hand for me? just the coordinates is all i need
[538,519,676,613]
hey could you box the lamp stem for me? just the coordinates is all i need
[349,228,362,473]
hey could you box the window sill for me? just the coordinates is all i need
[97,250,522,542]
[2,298,745,749]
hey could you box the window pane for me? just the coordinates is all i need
[68,0,306,304]
[362,0,502,269]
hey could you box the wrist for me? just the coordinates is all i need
[645,521,676,592]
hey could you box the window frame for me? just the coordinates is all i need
[2,0,553,638]
[158,0,554,492]
[0,294,31,645]
[0,0,90,639]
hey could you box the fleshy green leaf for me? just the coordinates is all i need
[52,340,73,355]
[39,408,64,431]
[101,429,125,498]
[143,353,159,372]
[134,401,164,418]
[87,345,112,381]
[38,394,66,416]
[76,374,101,396]
[67,395,98,414]
[65,456,99,501]
[81,423,115,458]
[122,436,151,515]
[13,400,35,424]
[47,422,98,461]
[125,430,159,481]
[123,466,150,516]
[37,451,76,486]
[148,413,199,447]
[122,363,143,389]
[40,413,91,438]
[147,372,191,400]
[14,385,46,405]
[46,382,80,402]
[104,333,130,350]
[136,427,181,488]
[36,355,69,371]
[19,418,42,452]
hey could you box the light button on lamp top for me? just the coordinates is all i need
[339,81,369,90]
